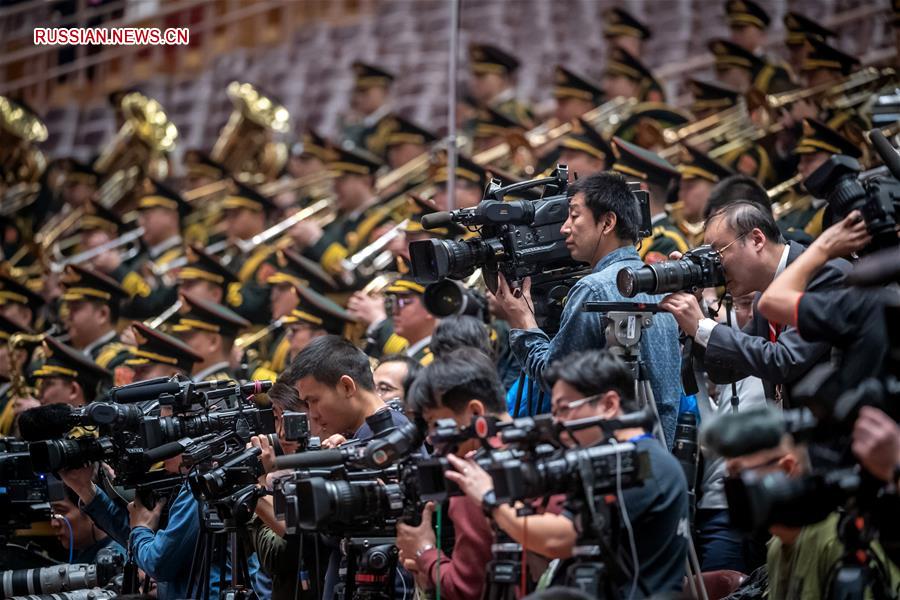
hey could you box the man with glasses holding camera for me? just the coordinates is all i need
[492,171,682,446]
[660,200,851,407]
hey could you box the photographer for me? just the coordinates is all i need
[494,171,682,446]
[660,200,851,407]
[395,349,510,599]
[447,350,689,597]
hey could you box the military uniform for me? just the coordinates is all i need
[675,145,735,246]
[605,46,666,102]
[557,117,613,176]
[0,313,34,435]
[341,62,395,150]
[724,0,796,80]
[59,264,131,372]
[367,113,437,168]
[603,7,651,50]
[778,118,863,239]
[171,292,251,383]
[611,136,690,263]
[611,103,692,150]
[125,322,203,379]
[383,278,433,366]
[708,38,794,95]
[469,43,534,127]
[687,78,741,118]
[33,336,113,405]
[0,271,45,329]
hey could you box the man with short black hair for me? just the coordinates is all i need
[396,350,510,599]
[444,350,689,597]
[661,200,850,407]
[494,171,682,446]
[704,173,773,220]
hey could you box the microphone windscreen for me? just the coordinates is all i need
[18,403,75,441]
[701,407,786,458]
[420,212,453,230]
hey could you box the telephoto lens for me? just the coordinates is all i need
[1,564,99,597]
[28,437,114,472]
[617,245,724,297]
[294,477,403,531]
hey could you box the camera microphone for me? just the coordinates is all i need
[107,377,181,404]
[274,448,346,470]
[420,211,454,230]
[18,404,75,441]
[701,407,786,458]
[869,128,900,181]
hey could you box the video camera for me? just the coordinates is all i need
[0,438,63,532]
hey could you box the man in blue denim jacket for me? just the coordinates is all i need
[492,171,682,447]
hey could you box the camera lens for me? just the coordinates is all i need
[28,437,108,472]
[423,280,465,317]
[617,266,651,298]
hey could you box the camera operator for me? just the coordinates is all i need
[659,200,851,407]
[395,349,510,599]
[494,171,682,446]
[757,211,898,386]
[716,409,900,599]
[446,350,689,597]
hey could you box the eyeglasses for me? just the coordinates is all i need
[384,295,417,313]
[713,232,748,259]
[551,394,602,419]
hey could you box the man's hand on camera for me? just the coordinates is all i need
[444,453,494,508]
[852,406,900,483]
[811,210,871,260]
[321,433,348,448]
[250,435,276,478]
[59,463,98,505]
[396,501,437,566]
[489,275,537,330]
[659,291,704,337]
[129,496,165,531]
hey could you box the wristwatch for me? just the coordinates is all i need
[415,544,435,558]
[481,489,500,518]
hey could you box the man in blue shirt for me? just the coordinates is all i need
[492,171,683,446]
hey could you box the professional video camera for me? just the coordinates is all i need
[616,245,725,298]
[27,379,273,492]
[0,438,63,533]
[804,154,900,253]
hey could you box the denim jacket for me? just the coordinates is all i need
[509,245,683,447]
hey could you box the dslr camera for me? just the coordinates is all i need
[804,154,900,253]
[616,245,725,297]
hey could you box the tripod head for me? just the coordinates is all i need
[582,301,663,363]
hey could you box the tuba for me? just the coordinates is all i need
[211,82,290,183]
[7,332,46,399]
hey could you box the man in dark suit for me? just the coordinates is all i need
[660,200,850,407]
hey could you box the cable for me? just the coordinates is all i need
[435,503,442,600]
[397,564,408,599]
[54,512,75,563]
[611,439,639,600]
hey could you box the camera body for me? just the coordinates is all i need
[0,438,63,530]
[804,154,900,253]
[617,245,725,297]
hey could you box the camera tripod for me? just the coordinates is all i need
[332,535,401,600]
[482,527,529,600]
[825,507,897,600]
[584,302,710,600]
[187,485,263,600]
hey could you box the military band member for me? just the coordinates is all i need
[132,179,190,271]
[778,118,863,239]
[282,285,356,361]
[611,104,691,151]
[62,160,99,209]
[686,78,742,122]
[603,7,651,58]
[801,37,861,88]
[611,136,689,263]
[431,153,488,212]
[177,243,239,307]
[59,264,130,371]
[171,291,251,383]
[183,149,227,191]
[33,336,112,407]
[708,38,794,95]
[724,0,771,56]
[369,113,437,169]
[383,278,437,365]
[0,313,34,435]
[125,321,204,381]
[783,12,837,74]
[553,66,604,124]
[558,117,613,180]
[342,62,395,150]
[291,146,385,274]
[0,270,44,330]
[470,106,528,157]
[602,47,665,103]
[676,144,735,245]
[468,43,534,127]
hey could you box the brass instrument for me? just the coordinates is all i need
[660,101,751,161]
[93,92,177,179]
[473,97,640,168]
[339,219,408,286]
[7,332,46,399]
[235,317,284,350]
[145,300,183,329]
[0,95,48,186]
[767,174,803,200]
[765,67,896,112]
[49,226,145,273]
[234,198,334,255]
[212,82,290,182]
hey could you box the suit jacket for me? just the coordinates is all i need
[696,242,851,406]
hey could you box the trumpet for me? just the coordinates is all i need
[235,198,334,255]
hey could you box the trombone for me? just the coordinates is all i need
[338,218,408,286]
[765,66,896,112]
[48,227,145,274]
